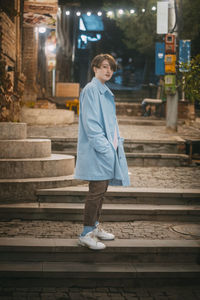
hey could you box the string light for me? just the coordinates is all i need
[64,7,157,17]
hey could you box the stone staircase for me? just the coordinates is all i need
[0,123,79,202]
[0,185,200,287]
[0,122,199,289]
[51,137,190,167]
[0,237,199,287]
[1,187,200,222]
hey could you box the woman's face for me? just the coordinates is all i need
[94,59,114,84]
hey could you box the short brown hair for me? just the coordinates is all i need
[91,54,117,72]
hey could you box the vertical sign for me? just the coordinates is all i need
[157,1,169,34]
[179,40,191,72]
[155,42,165,76]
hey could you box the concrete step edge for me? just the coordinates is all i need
[0,174,77,183]
[0,154,74,162]
[0,202,200,211]
[0,262,199,277]
[126,153,189,158]
[50,137,185,144]
[53,151,189,161]
[36,186,200,197]
[0,237,199,250]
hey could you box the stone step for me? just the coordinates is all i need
[126,153,189,167]
[118,118,166,125]
[0,139,51,158]
[51,137,186,154]
[0,154,74,179]
[0,175,83,202]
[0,122,27,140]
[0,238,199,263]
[53,150,189,167]
[0,202,199,222]
[37,186,200,205]
[0,261,199,288]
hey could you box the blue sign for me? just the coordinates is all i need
[179,40,191,72]
[80,14,104,32]
[155,42,165,76]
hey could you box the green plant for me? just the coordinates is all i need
[180,54,200,103]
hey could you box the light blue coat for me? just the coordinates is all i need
[75,77,130,186]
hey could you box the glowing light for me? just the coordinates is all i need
[81,35,87,43]
[107,11,113,16]
[152,6,156,11]
[118,9,124,15]
[87,11,91,16]
[76,11,81,16]
[142,8,145,13]
[97,11,102,16]
[130,9,135,14]
[39,27,46,33]
[66,10,70,15]
[47,44,56,52]
[79,18,86,31]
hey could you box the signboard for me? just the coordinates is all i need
[155,42,165,76]
[165,54,176,73]
[179,40,191,72]
[23,0,58,28]
[157,1,168,34]
[164,75,176,95]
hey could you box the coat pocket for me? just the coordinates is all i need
[95,144,115,176]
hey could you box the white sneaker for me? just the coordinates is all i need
[93,227,115,241]
[78,231,106,250]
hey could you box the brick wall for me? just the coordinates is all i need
[0,12,16,85]
[22,26,38,102]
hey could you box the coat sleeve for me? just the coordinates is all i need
[81,86,112,154]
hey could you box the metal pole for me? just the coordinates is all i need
[166,0,179,132]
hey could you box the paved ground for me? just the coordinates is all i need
[27,116,200,140]
[0,286,200,300]
[128,166,200,189]
[0,220,200,240]
[1,117,200,300]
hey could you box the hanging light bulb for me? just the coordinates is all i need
[97,11,102,16]
[152,6,156,11]
[66,10,70,16]
[87,11,91,16]
[118,9,124,15]
[76,11,81,16]
[130,9,135,14]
